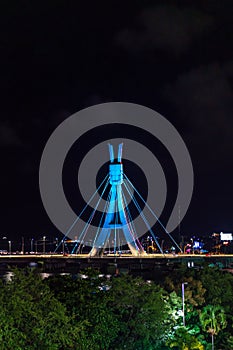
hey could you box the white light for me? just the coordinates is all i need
[220,232,232,241]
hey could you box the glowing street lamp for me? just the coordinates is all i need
[43,236,46,254]
[182,282,188,326]
[8,240,11,254]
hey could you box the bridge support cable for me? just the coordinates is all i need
[121,190,144,251]
[123,179,164,255]
[87,186,112,254]
[71,178,110,254]
[124,174,182,253]
[55,174,109,253]
[89,143,142,257]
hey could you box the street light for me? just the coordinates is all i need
[31,238,34,253]
[43,236,46,254]
[182,282,188,326]
[8,240,11,254]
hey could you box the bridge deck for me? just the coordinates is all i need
[1,253,233,272]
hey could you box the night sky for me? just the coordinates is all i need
[0,1,233,243]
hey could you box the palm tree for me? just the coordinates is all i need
[199,305,227,350]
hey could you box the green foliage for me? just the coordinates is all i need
[108,275,171,349]
[199,303,227,350]
[0,269,82,350]
[197,267,233,308]
[0,265,232,349]
[215,331,233,349]
[46,271,119,349]
[168,327,204,350]
[200,304,227,336]
[164,275,206,309]
[48,272,172,350]
[162,264,233,349]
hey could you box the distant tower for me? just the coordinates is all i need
[89,143,145,256]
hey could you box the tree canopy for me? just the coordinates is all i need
[0,265,232,349]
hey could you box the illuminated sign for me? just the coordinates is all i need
[193,241,204,249]
[220,232,232,241]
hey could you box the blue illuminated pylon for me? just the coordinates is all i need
[89,143,146,256]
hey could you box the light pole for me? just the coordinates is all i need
[22,236,24,254]
[43,236,46,254]
[182,282,188,326]
[31,238,34,253]
[8,240,11,254]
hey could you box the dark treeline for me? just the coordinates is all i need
[0,265,233,349]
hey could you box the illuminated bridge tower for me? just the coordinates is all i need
[89,143,145,257]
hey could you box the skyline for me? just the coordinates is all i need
[0,1,233,240]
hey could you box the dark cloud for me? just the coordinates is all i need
[116,5,213,55]
[163,61,233,161]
